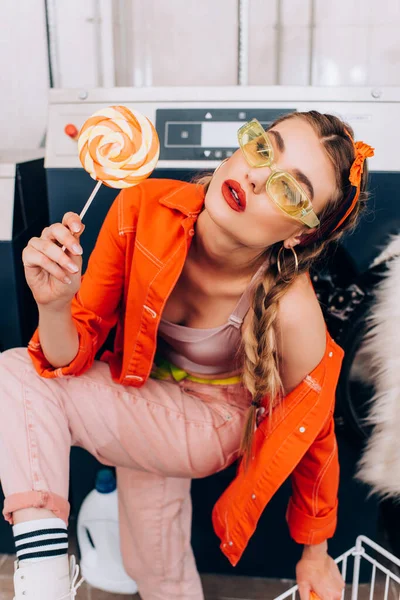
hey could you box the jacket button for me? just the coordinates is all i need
[144,305,157,319]
[251,494,256,500]
[188,228,195,236]
[328,351,333,357]
[299,426,306,433]
[228,541,233,546]
[126,375,144,382]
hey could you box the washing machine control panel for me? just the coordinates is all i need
[155,108,294,161]
[46,86,400,171]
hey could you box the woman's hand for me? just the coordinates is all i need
[22,212,84,311]
[296,543,344,600]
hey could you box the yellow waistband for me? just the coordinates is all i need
[151,357,242,385]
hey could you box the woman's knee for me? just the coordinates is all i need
[0,347,33,377]
[0,348,33,404]
[0,347,59,420]
[0,347,38,398]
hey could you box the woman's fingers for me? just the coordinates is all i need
[22,245,73,284]
[298,583,312,600]
[41,224,83,256]
[22,213,84,305]
[27,237,80,275]
[62,212,85,236]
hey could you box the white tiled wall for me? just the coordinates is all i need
[1,0,49,150]
[114,0,238,86]
[280,26,311,85]
[117,0,400,87]
[369,26,400,85]
[54,0,100,88]
[249,0,400,86]
[313,0,400,85]
[50,0,400,88]
[313,26,369,86]
[248,0,277,85]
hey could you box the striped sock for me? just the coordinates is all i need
[13,518,68,564]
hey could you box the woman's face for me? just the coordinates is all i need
[204,116,337,250]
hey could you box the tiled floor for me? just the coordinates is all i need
[0,551,399,600]
[0,553,292,599]
[1,525,399,600]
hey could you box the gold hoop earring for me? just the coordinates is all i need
[277,245,299,283]
[213,157,229,176]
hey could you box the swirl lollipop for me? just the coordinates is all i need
[76,105,160,220]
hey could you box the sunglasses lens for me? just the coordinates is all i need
[238,121,272,167]
[268,172,312,218]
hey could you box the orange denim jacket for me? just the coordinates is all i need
[28,179,344,566]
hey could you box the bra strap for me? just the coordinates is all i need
[228,290,252,328]
[228,313,244,329]
[228,264,265,328]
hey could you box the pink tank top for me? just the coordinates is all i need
[157,266,263,375]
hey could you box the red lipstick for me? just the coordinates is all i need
[221,179,246,212]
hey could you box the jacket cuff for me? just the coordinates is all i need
[286,497,338,545]
[27,324,93,378]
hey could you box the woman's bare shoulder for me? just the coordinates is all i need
[277,273,326,393]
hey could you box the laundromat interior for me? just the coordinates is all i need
[2,1,400,599]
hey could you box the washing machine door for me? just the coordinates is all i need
[311,245,382,444]
[334,301,376,443]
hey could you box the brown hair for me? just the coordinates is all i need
[197,110,370,465]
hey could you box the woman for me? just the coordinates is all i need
[0,111,373,600]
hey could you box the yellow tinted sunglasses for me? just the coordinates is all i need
[237,119,320,229]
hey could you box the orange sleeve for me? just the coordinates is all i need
[286,411,339,545]
[27,191,129,378]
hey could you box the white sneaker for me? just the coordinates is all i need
[13,554,84,599]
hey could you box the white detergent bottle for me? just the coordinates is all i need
[77,468,138,594]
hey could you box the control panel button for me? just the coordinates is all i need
[204,150,211,157]
[166,123,201,146]
[64,124,79,140]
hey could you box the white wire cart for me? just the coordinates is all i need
[274,536,400,600]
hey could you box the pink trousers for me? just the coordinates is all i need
[0,348,250,600]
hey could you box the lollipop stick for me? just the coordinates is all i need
[61,180,102,252]
[79,180,102,220]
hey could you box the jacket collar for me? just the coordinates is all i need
[159,181,206,217]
